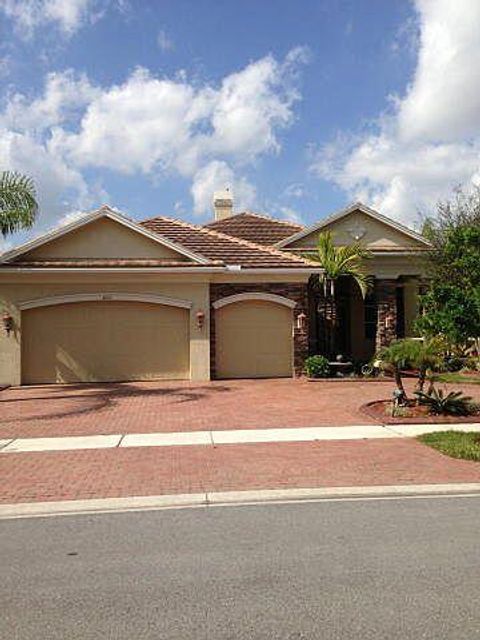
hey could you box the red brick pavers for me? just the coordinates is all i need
[2,378,479,439]
[2,438,480,504]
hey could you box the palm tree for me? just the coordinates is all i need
[308,231,372,356]
[0,171,38,237]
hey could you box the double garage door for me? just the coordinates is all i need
[20,298,294,384]
[22,301,190,384]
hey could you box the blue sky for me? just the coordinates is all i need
[1,0,479,246]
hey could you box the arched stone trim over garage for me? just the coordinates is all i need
[18,292,193,311]
[212,292,297,310]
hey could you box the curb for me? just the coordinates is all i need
[2,483,480,519]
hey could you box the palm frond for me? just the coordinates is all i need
[0,171,38,237]
[311,231,373,297]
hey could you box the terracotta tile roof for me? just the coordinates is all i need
[203,212,303,245]
[2,259,223,268]
[141,216,315,269]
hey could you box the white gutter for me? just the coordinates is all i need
[0,266,227,274]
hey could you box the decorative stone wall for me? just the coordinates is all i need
[375,279,398,352]
[209,282,309,378]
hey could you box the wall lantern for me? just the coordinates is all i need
[2,312,13,336]
[296,311,307,331]
[196,309,205,330]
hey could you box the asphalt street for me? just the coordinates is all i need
[2,495,480,639]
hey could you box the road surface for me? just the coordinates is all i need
[2,495,480,639]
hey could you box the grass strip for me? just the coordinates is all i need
[418,430,480,461]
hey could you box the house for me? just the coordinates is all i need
[0,193,430,385]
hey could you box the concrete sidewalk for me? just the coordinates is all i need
[2,422,480,453]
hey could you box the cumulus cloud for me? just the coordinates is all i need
[0,49,306,227]
[0,71,104,228]
[0,0,101,36]
[312,0,480,225]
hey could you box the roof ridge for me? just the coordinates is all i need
[240,210,304,228]
[205,210,303,228]
[143,215,313,266]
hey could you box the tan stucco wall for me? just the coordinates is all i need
[0,273,210,385]
[288,211,427,251]
[23,218,190,261]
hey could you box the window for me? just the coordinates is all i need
[364,293,377,340]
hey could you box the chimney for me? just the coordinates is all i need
[213,189,233,221]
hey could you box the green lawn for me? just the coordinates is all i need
[435,372,480,385]
[418,431,480,461]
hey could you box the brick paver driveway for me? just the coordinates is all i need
[2,378,480,505]
[0,378,408,438]
[1,377,479,441]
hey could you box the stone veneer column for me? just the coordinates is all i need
[209,282,309,378]
[375,279,398,352]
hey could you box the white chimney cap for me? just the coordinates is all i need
[213,189,232,203]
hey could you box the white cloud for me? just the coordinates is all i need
[0,71,104,229]
[2,70,99,131]
[0,0,99,36]
[157,29,173,52]
[312,0,480,225]
[0,128,97,224]
[57,50,305,179]
[0,49,306,230]
[190,160,256,215]
[52,49,305,214]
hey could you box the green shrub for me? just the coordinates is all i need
[414,387,475,416]
[304,355,330,378]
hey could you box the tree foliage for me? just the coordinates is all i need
[417,188,480,351]
[378,338,444,404]
[0,171,38,237]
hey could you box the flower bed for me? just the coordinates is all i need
[362,399,480,425]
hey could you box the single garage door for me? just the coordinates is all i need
[215,300,293,378]
[22,300,190,384]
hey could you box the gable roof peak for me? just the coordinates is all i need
[275,201,432,249]
[0,205,209,265]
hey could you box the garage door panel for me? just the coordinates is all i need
[216,300,293,379]
[22,301,189,384]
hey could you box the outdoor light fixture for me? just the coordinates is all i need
[2,312,13,336]
[296,311,307,330]
[196,309,205,330]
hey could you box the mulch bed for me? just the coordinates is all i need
[306,376,391,383]
[362,399,480,425]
